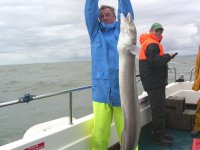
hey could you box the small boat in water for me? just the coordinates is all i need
[0,66,199,150]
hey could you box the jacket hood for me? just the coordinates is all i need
[139,33,162,44]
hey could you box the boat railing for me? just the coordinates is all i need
[0,66,195,125]
[190,66,195,81]
[0,85,92,124]
[168,65,195,82]
[168,66,177,82]
[0,74,142,125]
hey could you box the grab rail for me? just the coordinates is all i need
[0,72,176,125]
[0,85,92,124]
[190,66,195,82]
[168,65,195,82]
[168,66,177,82]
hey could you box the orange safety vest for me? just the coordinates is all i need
[139,34,164,60]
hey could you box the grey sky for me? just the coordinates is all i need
[0,0,199,65]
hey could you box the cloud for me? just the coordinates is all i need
[0,0,90,65]
[134,0,200,51]
[0,0,199,65]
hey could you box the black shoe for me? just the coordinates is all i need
[152,136,173,147]
[164,134,174,141]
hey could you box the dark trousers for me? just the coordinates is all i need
[146,87,166,136]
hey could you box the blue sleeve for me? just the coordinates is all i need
[118,0,134,21]
[84,0,99,41]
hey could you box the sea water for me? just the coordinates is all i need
[0,55,196,146]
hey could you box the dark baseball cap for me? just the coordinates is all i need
[151,23,164,30]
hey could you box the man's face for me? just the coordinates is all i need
[151,28,163,41]
[99,8,116,25]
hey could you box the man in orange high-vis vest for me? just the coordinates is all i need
[139,23,177,147]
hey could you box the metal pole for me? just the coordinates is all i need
[0,100,19,107]
[174,67,177,82]
[168,66,177,82]
[69,92,73,124]
[190,66,195,81]
[0,85,92,108]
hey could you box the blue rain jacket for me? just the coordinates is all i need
[85,0,134,106]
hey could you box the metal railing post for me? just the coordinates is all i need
[69,92,73,124]
[168,66,176,82]
[190,66,195,81]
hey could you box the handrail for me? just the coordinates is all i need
[0,74,148,124]
[0,85,92,124]
[0,85,92,107]
[168,66,176,82]
[190,66,195,81]
[0,75,141,108]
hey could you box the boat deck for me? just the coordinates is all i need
[110,123,199,150]
[139,123,199,150]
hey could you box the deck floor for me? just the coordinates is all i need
[110,123,200,150]
[138,123,200,150]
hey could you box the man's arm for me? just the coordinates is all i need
[146,43,171,67]
[118,0,134,21]
[84,0,99,40]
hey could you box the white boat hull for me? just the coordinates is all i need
[1,81,200,150]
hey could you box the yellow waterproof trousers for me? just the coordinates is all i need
[92,102,138,150]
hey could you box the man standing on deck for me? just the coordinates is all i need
[139,23,177,147]
[84,0,138,150]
